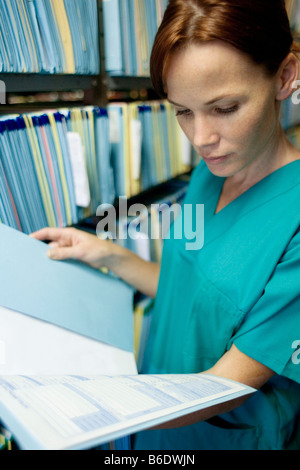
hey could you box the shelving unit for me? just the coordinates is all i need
[2,74,96,94]
[0,0,192,240]
[2,0,299,231]
[1,0,158,111]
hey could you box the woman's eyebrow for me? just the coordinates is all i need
[168,94,239,108]
[205,93,237,105]
[167,98,186,107]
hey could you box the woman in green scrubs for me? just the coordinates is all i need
[33,0,300,450]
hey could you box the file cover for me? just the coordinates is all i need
[0,223,134,353]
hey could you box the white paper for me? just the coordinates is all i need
[0,305,137,376]
[133,234,151,262]
[108,108,121,143]
[0,374,255,450]
[67,132,91,207]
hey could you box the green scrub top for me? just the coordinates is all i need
[134,159,300,450]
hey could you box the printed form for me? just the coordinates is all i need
[0,374,255,450]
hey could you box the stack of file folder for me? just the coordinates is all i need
[133,295,154,372]
[103,0,168,76]
[0,0,99,74]
[0,106,113,234]
[286,0,300,33]
[62,106,115,221]
[108,100,193,199]
[0,100,193,236]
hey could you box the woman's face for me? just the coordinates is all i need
[165,41,282,179]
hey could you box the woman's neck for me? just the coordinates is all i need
[215,128,300,214]
[229,126,299,187]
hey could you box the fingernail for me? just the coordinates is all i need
[47,250,55,259]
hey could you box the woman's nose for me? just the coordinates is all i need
[192,116,220,150]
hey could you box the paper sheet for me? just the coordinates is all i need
[0,374,255,450]
[0,305,137,376]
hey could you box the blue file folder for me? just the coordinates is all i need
[0,223,134,353]
[0,0,100,74]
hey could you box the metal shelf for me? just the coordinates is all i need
[106,75,153,91]
[2,74,98,94]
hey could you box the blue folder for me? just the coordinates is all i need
[0,223,134,353]
[102,0,124,75]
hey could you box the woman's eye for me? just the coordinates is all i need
[215,105,239,115]
[175,109,192,117]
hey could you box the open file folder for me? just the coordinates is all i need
[0,224,137,375]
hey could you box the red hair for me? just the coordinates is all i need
[150,0,300,97]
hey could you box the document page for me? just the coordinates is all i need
[0,305,137,376]
[0,374,255,450]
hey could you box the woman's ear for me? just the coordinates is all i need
[276,53,299,101]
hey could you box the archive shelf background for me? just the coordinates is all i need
[0,0,191,226]
[0,0,160,110]
[1,0,300,253]
[1,0,300,451]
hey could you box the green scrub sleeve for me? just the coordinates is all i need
[229,227,300,384]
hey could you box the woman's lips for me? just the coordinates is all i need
[202,154,231,164]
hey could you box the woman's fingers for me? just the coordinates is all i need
[30,227,75,244]
[47,241,60,249]
[30,226,107,269]
[30,227,83,260]
[47,245,78,261]
[31,227,80,259]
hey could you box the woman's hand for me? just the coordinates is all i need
[31,226,160,298]
[31,227,112,270]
